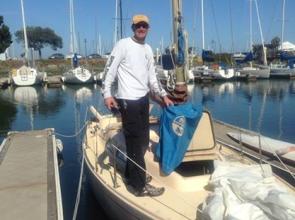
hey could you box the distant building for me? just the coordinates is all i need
[279,41,295,52]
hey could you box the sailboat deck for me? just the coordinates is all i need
[85,121,210,219]
[84,118,266,219]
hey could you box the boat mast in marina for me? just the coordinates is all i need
[69,0,78,55]
[113,0,123,45]
[20,0,29,65]
[254,0,267,66]
[168,0,188,103]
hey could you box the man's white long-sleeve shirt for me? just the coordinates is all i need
[102,37,166,100]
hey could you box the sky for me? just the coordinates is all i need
[1,0,295,58]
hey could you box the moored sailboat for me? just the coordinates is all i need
[62,0,96,84]
[235,0,270,79]
[11,0,46,86]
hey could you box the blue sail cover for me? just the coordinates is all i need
[280,51,295,61]
[288,59,295,69]
[177,27,185,65]
[156,102,203,175]
[235,52,254,64]
[202,50,214,62]
[280,51,295,69]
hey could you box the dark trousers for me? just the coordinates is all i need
[117,95,149,191]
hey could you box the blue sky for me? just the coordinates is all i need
[1,0,295,58]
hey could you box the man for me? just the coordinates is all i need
[102,14,173,197]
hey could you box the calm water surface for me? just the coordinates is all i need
[0,79,294,219]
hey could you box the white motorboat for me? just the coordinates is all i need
[82,106,295,220]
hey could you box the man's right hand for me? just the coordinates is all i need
[104,97,118,110]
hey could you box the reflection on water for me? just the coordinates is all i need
[0,80,294,219]
[14,86,38,105]
[190,80,295,143]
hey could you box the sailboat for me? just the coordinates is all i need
[235,0,270,79]
[10,0,46,86]
[82,1,295,219]
[62,0,96,84]
[270,0,295,78]
[191,0,235,81]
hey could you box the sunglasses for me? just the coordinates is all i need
[134,23,149,29]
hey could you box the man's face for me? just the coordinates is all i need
[133,22,149,41]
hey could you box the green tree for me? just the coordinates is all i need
[271,36,280,50]
[0,16,12,53]
[15,26,62,59]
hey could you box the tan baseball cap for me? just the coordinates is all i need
[132,14,149,25]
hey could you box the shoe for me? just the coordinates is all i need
[127,183,164,197]
[142,184,165,197]
[146,175,152,184]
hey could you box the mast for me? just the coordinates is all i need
[281,0,286,50]
[69,0,77,54]
[254,0,267,65]
[113,0,123,44]
[119,0,123,39]
[249,0,253,68]
[201,0,205,50]
[113,0,118,45]
[170,0,187,103]
[249,0,253,52]
[69,0,73,53]
[20,0,29,62]
[172,0,180,54]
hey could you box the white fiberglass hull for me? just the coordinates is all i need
[62,66,96,84]
[270,67,295,78]
[236,67,270,79]
[11,66,46,86]
[211,68,235,80]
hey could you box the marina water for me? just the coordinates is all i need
[0,79,294,219]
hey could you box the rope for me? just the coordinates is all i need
[55,122,88,138]
[261,138,295,181]
[273,151,295,181]
[166,49,176,92]
[55,107,89,219]
[72,151,85,220]
[55,107,89,138]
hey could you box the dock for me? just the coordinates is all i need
[213,120,295,186]
[45,75,63,88]
[0,129,63,220]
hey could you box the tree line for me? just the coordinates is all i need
[0,15,62,59]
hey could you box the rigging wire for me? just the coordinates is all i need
[229,0,235,54]
[209,0,222,53]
